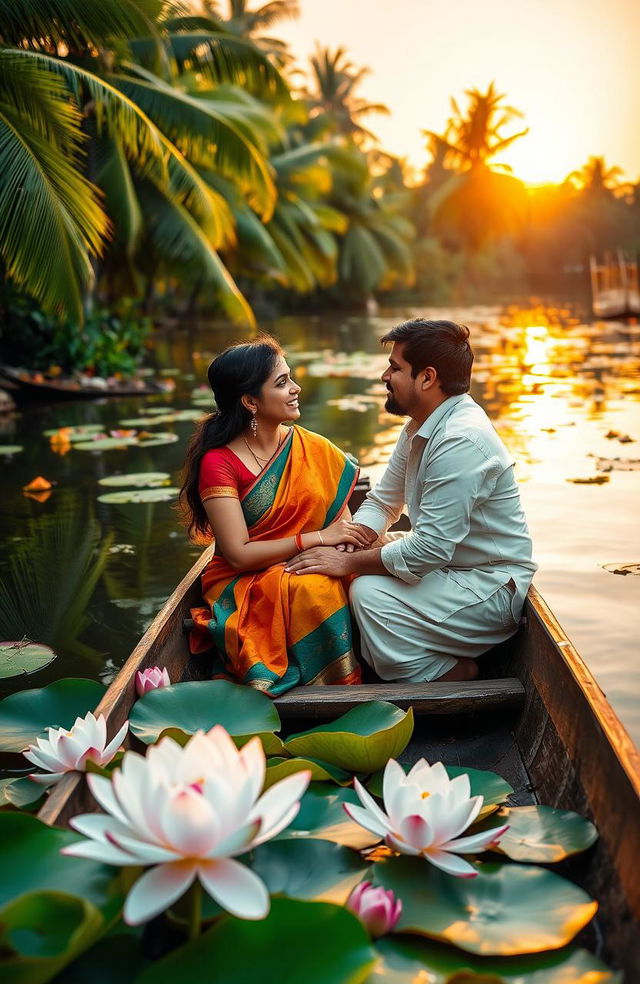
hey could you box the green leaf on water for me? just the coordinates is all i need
[135,432,180,447]
[97,488,180,504]
[247,838,368,905]
[73,437,138,451]
[4,776,45,810]
[0,677,105,752]
[265,756,351,788]
[372,856,598,956]
[480,806,598,863]
[129,680,281,745]
[0,641,56,679]
[137,899,376,984]
[98,473,172,488]
[276,783,381,849]
[284,702,414,773]
[0,445,23,454]
[368,935,622,983]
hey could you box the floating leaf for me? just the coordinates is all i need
[369,935,621,983]
[265,756,351,789]
[44,933,150,984]
[248,839,368,905]
[4,776,45,810]
[600,562,640,576]
[0,445,23,454]
[135,432,180,447]
[43,426,103,439]
[565,475,609,485]
[480,806,598,863]
[137,899,376,984]
[129,680,280,745]
[0,813,121,915]
[0,678,105,753]
[117,417,157,427]
[284,702,414,773]
[98,472,172,488]
[0,890,104,984]
[276,783,381,849]
[73,437,138,451]
[0,641,56,679]
[146,407,177,414]
[372,856,597,956]
[97,488,180,504]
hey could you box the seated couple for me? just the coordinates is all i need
[182,318,536,696]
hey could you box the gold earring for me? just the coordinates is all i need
[251,409,257,436]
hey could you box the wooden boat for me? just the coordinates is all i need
[590,251,640,319]
[0,364,164,401]
[38,480,640,978]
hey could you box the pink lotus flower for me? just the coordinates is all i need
[63,725,311,925]
[24,712,128,787]
[344,759,508,878]
[135,666,170,696]
[346,881,402,937]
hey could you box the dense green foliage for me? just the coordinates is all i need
[0,2,638,372]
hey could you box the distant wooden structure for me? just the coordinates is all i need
[590,251,640,318]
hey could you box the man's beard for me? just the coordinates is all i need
[384,390,405,416]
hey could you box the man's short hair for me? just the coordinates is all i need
[380,319,473,395]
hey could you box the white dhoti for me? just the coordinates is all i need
[349,569,520,682]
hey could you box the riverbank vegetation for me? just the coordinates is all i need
[1,0,639,372]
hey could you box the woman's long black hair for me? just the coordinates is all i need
[179,336,283,540]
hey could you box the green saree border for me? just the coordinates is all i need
[241,428,293,529]
[324,456,359,526]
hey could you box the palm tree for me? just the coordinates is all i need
[0,1,289,325]
[568,156,624,194]
[199,0,299,66]
[304,45,389,143]
[422,84,529,251]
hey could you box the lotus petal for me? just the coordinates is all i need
[124,860,199,925]
[198,857,269,920]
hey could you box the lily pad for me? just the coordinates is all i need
[135,432,180,447]
[98,472,172,489]
[0,813,121,914]
[97,488,180,504]
[265,756,351,789]
[4,776,45,810]
[43,426,103,439]
[73,436,138,451]
[284,702,414,773]
[0,641,56,679]
[369,936,621,983]
[248,839,368,904]
[146,407,177,414]
[479,806,598,863]
[372,856,597,956]
[0,445,23,454]
[0,677,105,753]
[117,417,157,427]
[137,899,376,984]
[276,783,382,849]
[367,763,513,810]
[129,680,281,745]
[0,890,104,984]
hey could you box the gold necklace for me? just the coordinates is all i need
[242,429,282,469]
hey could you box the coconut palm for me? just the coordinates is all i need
[568,156,625,194]
[0,1,289,325]
[304,45,389,143]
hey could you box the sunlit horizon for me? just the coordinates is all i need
[274,0,640,187]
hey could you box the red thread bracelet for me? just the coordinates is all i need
[295,532,304,552]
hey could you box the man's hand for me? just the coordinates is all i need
[335,522,378,552]
[285,546,353,577]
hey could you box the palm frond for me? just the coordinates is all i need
[0,62,108,321]
[111,71,276,217]
[0,0,165,48]
[168,31,289,100]
[137,182,254,326]
[339,224,386,293]
[96,135,143,255]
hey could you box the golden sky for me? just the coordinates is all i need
[277,0,640,185]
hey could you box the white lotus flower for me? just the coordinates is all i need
[23,712,128,787]
[344,759,508,878]
[135,666,170,696]
[62,725,311,925]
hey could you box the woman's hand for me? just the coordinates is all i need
[319,520,375,550]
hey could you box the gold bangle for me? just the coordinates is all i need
[317,531,324,546]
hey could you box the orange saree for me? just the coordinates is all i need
[190,425,362,695]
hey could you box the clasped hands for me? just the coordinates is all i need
[286,521,377,577]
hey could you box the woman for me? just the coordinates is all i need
[181,336,368,695]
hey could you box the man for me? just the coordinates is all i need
[286,318,536,683]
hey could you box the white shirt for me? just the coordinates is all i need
[353,394,536,609]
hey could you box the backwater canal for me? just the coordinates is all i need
[1,303,639,745]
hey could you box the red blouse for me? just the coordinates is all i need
[199,447,258,502]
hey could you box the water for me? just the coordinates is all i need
[1,303,639,745]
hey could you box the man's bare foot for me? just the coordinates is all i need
[436,657,479,682]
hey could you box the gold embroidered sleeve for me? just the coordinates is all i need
[200,486,239,501]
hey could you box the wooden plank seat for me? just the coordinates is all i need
[273,679,525,719]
